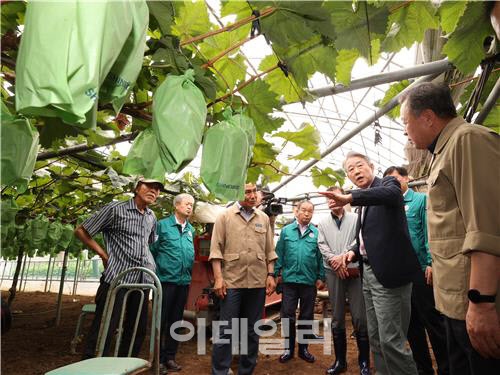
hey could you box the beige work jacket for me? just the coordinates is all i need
[208,204,277,288]
[427,117,500,320]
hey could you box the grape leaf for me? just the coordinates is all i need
[335,49,360,85]
[240,80,285,134]
[382,1,439,52]
[438,0,467,34]
[326,1,389,62]
[442,2,495,74]
[273,123,321,160]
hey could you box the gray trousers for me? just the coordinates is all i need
[325,268,367,334]
[362,264,418,375]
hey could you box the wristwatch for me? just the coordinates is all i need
[267,272,275,277]
[467,289,496,303]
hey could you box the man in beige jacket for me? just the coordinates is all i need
[400,82,500,374]
[209,183,277,375]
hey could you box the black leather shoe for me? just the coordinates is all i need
[359,360,370,375]
[165,359,182,372]
[298,346,315,363]
[326,360,347,374]
[279,349,294,363]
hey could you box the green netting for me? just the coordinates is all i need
[201,110,256,201]
[1,103,39,193]
[123,127,166,181]
[15,0,148,128]
[152,69,207,173]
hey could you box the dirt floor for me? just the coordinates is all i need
[1,291,375,375]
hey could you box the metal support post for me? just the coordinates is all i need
[44,254,53,292]
[73,256,81,296]
[55,248,70,326]
[17,253,28,292]
[298,59,453,101]
[0,260,7,288]
[48,256,57,292]
[22,257,32,292]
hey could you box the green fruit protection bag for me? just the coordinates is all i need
[15,0,148,128]
[1,103,39,193]
[200,110,256,201]
[1,225,17,254]
[1,198,19,228]
[43,221,63,256]
[1,199,19,249]
[123,127,166,181]
[58,224,74,250]
[152,69,207,173]
[30,215,50,250]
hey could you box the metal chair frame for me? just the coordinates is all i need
[46,267,162,375]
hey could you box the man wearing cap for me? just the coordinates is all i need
[209,183,277,375]
[74,176,163,359]
[150,193,195,374]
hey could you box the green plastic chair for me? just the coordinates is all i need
[46,267,162,375]
[70,303,97,354]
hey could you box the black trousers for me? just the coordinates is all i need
[159,282,190,363]
[82,278,149,359]
[444,316,500,375]
[211,288,266,375]
[280,282,316,347]
[407,272,449,375]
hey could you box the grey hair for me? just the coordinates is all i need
[174,193,194,206]
[342,151,372,171]
[296,200,314,211]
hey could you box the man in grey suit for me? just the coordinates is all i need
[318,186,370,375]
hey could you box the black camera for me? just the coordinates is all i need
[261,195,286,217]
[263,201,283,216]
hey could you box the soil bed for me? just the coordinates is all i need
[2,291,375,374]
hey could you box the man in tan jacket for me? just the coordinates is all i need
[209,183,277,375]
[400,82,500,374]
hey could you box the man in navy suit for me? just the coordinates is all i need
[320,151,420,375]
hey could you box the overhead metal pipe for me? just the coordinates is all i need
[298,59,453,101]
[474,77,500,125]
[271,70,447,194]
